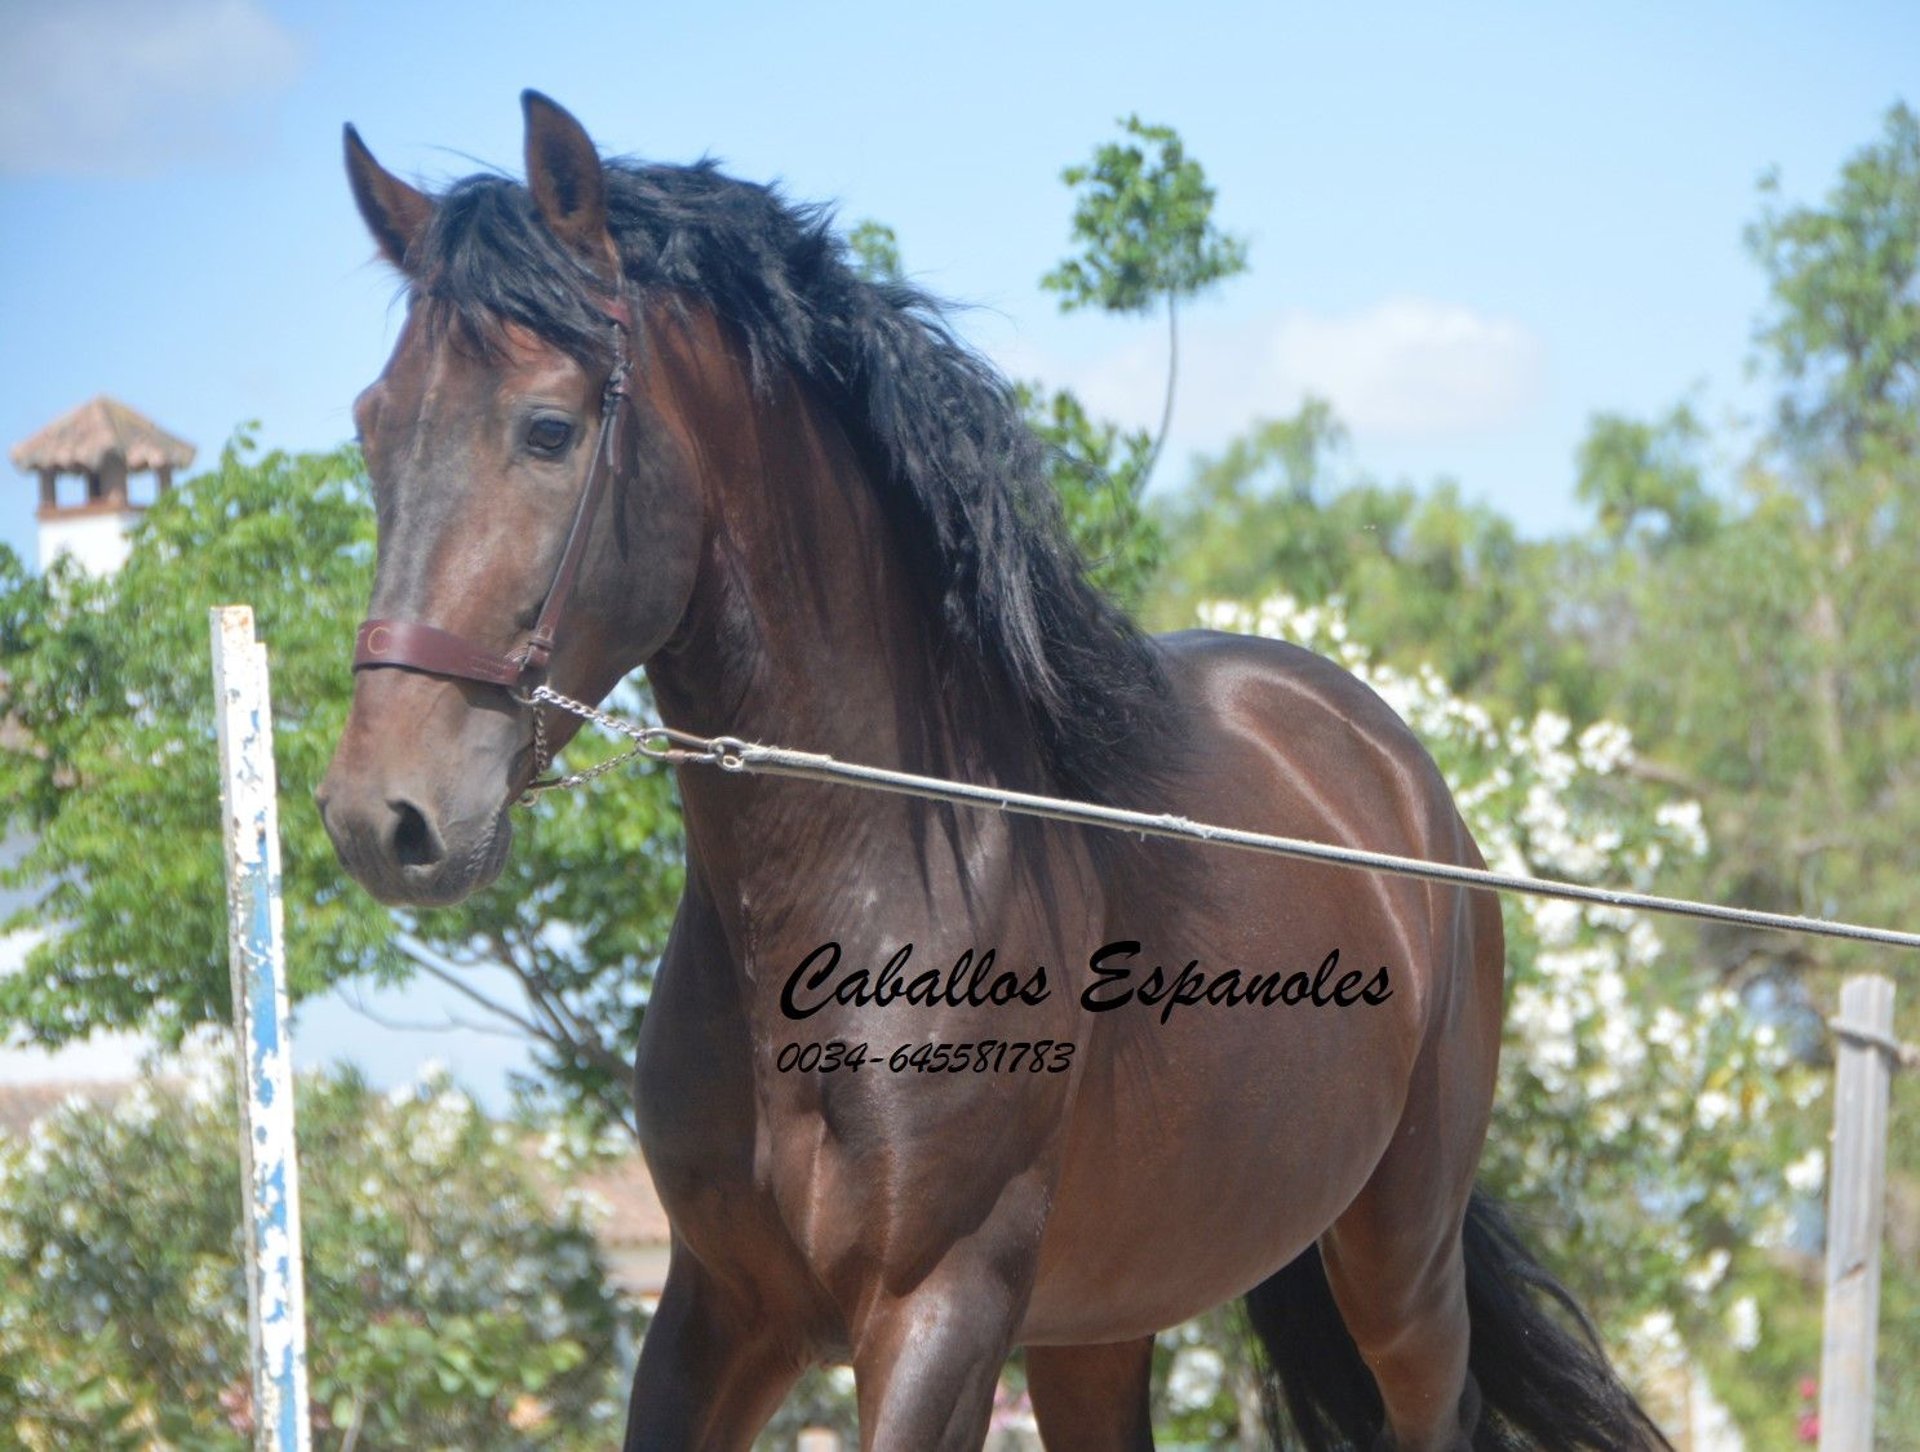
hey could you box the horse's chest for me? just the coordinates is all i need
[631,915,770,1222]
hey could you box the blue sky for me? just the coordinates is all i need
[1,0,1914,1099]
[5,0,1917,549]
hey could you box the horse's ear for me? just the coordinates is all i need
[522,90,620,281]
[343,124,434,273]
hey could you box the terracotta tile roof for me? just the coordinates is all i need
[10,396,195,474]
[575,1153,672,1246]
[574,1154,672,1297]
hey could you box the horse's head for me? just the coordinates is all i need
[317,94,704,906]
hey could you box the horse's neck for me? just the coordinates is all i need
[649,387,932,757]
[644,335,1027,894]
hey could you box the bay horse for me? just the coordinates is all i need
[317,93,1665,1451]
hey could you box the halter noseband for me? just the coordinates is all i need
[351,295,635,700]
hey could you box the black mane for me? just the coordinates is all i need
[415,159,1172,801]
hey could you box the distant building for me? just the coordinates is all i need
[3,398,192,1082]
[10,394,194,575]
[573,1153,671,1299]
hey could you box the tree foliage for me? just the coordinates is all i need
[1574,404,1720,551]
[1553,105,1920,977]
[1749,101,1920,460]
[0,442,388,1040]
[0,435,685,1132]
[1043,115,1248,485]
[845,219,905,285]
[1016,383,1161,608]
[1560,109,1920,1440]
[1041,114,1248,317]
[0,1069,633,1449]
[1146,400,1599,720]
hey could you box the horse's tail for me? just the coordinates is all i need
[1242,1186,1670,1450]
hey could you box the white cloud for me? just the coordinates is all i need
[0,0,300,176]
[1270,299,1547,437]
[1005,296,1547,450]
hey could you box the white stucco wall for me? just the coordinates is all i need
[38,509,140,575]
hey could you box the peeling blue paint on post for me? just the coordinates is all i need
[212,606,312,1452]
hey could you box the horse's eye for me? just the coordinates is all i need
[526,417,574,455]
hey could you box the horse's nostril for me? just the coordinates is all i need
[389,800,444,869]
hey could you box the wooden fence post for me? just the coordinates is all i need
[1819,974,1896,1452]
[213,605,312,1452]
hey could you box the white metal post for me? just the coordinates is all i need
[212,605,312,1452]
[1819,974,1896,1452]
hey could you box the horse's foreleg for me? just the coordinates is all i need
[848,1243,1033,1452]
[1027,1337,1156,1451]
[621,1249,804,1451]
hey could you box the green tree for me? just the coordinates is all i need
[1750,102,1920,463]
[1146,400,1597,719]
[1574,404,1720,551]
[845,219,905,285]
[0,436,684,1133]
[0,1068,634,1449]
[1043,115,1249,485]
[1553,103,1920,1444]
[1571,105,1920,952]
[1016,383,1161,607]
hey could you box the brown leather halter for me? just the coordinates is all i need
[351,295,635,703]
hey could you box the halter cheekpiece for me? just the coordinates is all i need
[351,295,635,698]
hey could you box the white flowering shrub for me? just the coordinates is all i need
[1144,1315,1266,1446]
[0,1068,635,1450]
[1197,595,1818,1357]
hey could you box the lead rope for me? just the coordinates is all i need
[518,683,1920,983]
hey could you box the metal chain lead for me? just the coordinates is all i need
[516,684,742,804]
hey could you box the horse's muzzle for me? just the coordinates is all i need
[315,769,513,907]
